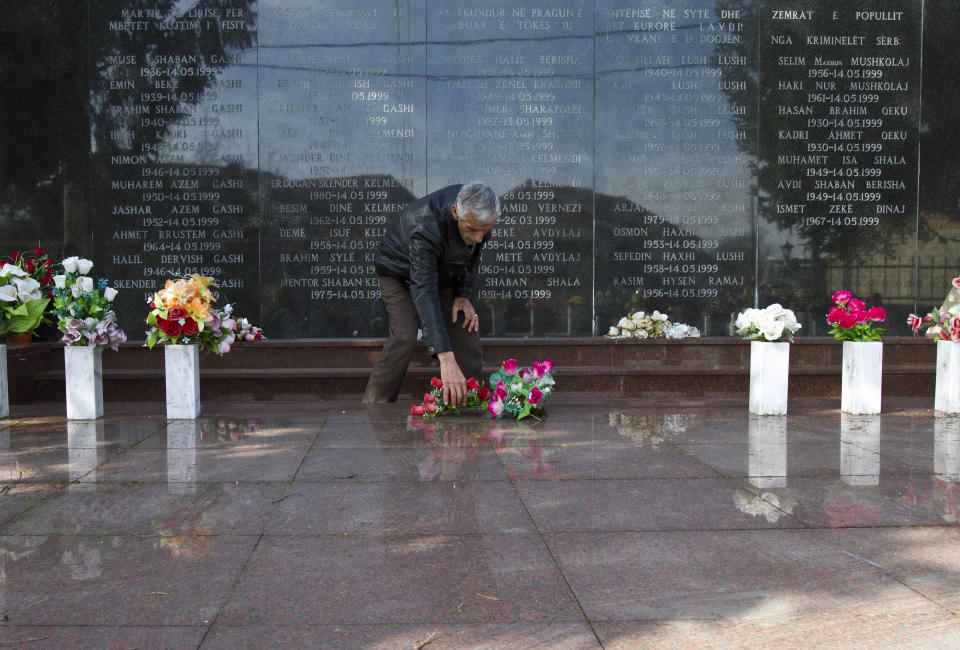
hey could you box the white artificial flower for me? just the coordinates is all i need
[53,274,67,289]
[617,317,635,330]
[633,328,648,339]
[631,311,646,320]
[62,256,79,273]
[0,285,17,302]
[13,277,42,301]
[651,310,669,321]
[79,276,94,292]
[77,258,94,275]
[763,303,786,319]
[760,319,785,341]
[71,283,82,298]
[103,287,118,302]
[223,303,234,315]
[83,317,96,331]
[607,326,619,336]
[1,263,28,278]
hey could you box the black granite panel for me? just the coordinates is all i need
[86,1,260,334]
[595,0,757,336]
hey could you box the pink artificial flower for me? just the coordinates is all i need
[953,277,960,292]
[528,386,543,406]
[522,439,542,460]
[826,306,845,324]
[502,358,518,375]
[907,313,922,332]
[411,405,426,416]
[541,360,554,373]
[487,398,504,419]
[495,381,507,400]
[520,369,532,382]
[866,306,887,322]
[847,298,866,312]
[832,290,852,306]
[532,362,546,379]
[425,403,437,413]
[838,311,858,329]
[487,427,506,445]
[949,317,960,342]
[424,393,435,402]
[854,310,870,324]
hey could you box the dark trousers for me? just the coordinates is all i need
[363,276,483,403]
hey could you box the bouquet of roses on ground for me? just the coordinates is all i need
[51,256,127,350]
[735,303,802,342]
[826,290,886,342]
[486,358,555,420]
[907,277,960,342]
[411,358,556,420]
[146,275,237,355]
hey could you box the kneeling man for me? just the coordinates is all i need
[362,182,499,406]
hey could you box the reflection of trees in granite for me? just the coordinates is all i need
[733,486,796,523]
[607,411,691,448]
[714,0,930,322]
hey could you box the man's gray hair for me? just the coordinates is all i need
[456,182,499,224]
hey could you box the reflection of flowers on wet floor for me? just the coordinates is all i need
[608,412,691,448]
[933,479,960,524]
[409,416,555,481]
[199,417,263,444]
[822,493,883,527]
[733,487,796,523]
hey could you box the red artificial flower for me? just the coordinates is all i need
[25,259,34,273]
[430,376,443,389]
[42,268,52,284]
[831,290,852,305]
[477,387,491,400]
[425,403,437,413]
[158,317,183,338]
[854,310,870,324]
[528,386,543,406]
[465,377,479,391]
[43,258,52,267]
[10,251,20,261]
[866,306,887,322]
[182,317,199,336]
[847,298,866,312]
[34,246,43,256]
[838,311,858,329]
[167,306,187,320]
[907,314,922,332]
[423,393,436,402]
[411,404,426,416]
[826,306,845,324]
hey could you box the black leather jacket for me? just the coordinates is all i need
[374,184,489,356]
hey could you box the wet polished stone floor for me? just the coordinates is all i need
[1,396,960,648]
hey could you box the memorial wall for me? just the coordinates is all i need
[2,0,957,339]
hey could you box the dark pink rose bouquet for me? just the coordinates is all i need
[826,290,886,342]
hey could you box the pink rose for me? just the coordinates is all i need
[907,314,922,332]
[502,358,518,375]
[425,403,437,413]
[520,369,532,382]
[838,312,858,329]
[832,290,852,305]
[528,386,543,406]
[953,277,960,292]
[495,381,507,400]
[827,306,845,324]
[949,317,960,342]
[411,405,426,416]
[533,362,547,379]
[541,360,554,373]
[847,298,866,312]
[854,310,870,324]
[867,306,887,322]
[487,398,504,419]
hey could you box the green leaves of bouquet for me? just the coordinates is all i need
[0,251,54,339]
[486,358,555,420]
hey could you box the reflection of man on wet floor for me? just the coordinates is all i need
[362,182,499,405]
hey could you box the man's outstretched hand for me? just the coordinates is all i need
[452,297,479,332]
[437,351,467,406]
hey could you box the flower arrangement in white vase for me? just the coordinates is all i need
[827,290,887,414]
[736,304,801,415]
[51,257,127,419]
[909,276,960,413]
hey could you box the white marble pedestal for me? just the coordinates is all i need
[64,346,104,420]
[935,340,960,414]
[841,341,883,414]
[749,341,790,415]
[165,344,201,419]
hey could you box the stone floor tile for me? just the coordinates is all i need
[266,481,537,535]
[545,530,951,622]
[0,534,257,625]
[0,482,64,525]
[297,446,507,482]
[0,626,207,649]
[94,446,309,483]
[218,534,582,625]
[516,478,804,532]
[202,622,601,649]
[2,481,286,535]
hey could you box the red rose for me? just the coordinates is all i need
[430,377,443,389]
[167,306,187,320]
[42,268,52,284]
[34,247,43,256]
[425,403,437,413]
[25,259,34,273]
[867,306,887,322]
[182,317,199,336]
[477,387,491,400]
[158,317,183,338]
[423,393,436,402]
[826,306,845,324]
[837,312,858,329]
[465,377,479,391]
[11,251,20,261]
[411,405,426,416]
[43,259,51,267]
